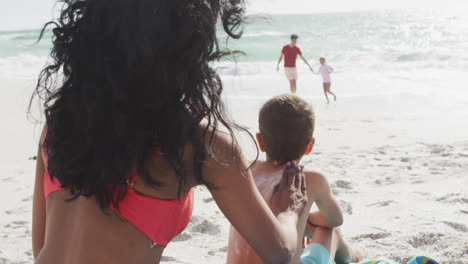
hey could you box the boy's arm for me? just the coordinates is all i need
[307,210,336,228]
[306,171,343,228]
[277,53,284,71]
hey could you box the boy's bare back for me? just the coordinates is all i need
[227,161,336,264]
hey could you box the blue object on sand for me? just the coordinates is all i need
[407,256,440,264]
[357,258,397,264]
[355,256,439,264]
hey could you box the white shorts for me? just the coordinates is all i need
[284,67,298,81]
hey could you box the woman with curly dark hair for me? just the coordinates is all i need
[31,0,307,263]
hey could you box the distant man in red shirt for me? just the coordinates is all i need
[276,34,314,93]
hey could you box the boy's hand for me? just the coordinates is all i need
[270,162,308,217]
[276,65,280,72]
[307,211,336,228]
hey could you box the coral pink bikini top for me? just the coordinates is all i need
[43,152,194,247]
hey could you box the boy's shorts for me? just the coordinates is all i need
[300,243,335,264]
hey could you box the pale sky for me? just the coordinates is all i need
[1,0,468,31]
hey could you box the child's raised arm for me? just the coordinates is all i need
[305,170,343,228]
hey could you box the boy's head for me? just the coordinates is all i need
[320,57,326,65]
[258,94,315,164]
[290,34,298,45]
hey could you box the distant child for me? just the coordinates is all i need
[318,57,337,104]
[226,94,362,264]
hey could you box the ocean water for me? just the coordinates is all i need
[216,10,468,108]
[1,10,468,105]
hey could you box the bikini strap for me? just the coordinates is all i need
[127,173,138,188]
[127,149,162,188]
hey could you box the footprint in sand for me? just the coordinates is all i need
[450,198,468,204]
[374,177,397,185]
[377,164,392,168]
[429,145,453,156]
[400,157,410,163]
[411,180,425,184]
[4,220,29,229]
[160,256,179,262]
[333,180,352,190]
[385,176,397,184]
[376,147,387,155]
[12,221,28,225]
[21,196,33,202]
[408,233,443,248]
[367,200,395,207]
[430,146,446,154]
[352,232,391,240]
[191,220,221,235]
[203,197,214,203]
[339,200,353,215]
[190,215,202,223]
[436,193,460,202]
[172,232,192,242]
[4,206,29,215]
[1,177,14,182]
[331,188,341,196]
[442,221,468,233]
[208,246,228,256]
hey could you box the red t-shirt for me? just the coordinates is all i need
[282,45,302,67]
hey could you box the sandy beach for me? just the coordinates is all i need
[1,64,467,263]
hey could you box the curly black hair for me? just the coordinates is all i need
[31,0,255,210]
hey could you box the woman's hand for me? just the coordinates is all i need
[270,162,308,217]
